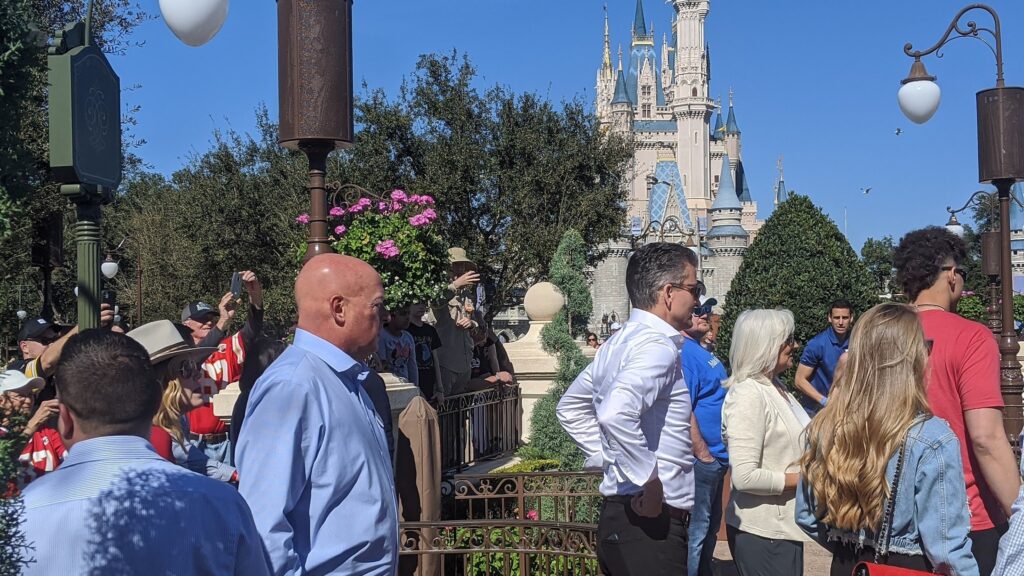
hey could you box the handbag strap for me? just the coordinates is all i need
[874,427,912,564]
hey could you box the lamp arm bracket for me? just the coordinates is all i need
[947,190,996,216]
[903,4,1004,86]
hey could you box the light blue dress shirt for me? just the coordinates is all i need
[236,329,398,576]
[20,435,270,576]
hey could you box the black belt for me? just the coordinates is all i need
[188,431,229,444]
[605,495,690,522]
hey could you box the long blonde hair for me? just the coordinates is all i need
[799,302,931,531]
[153,361,187,448]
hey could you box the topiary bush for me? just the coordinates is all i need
[717,194,878,382]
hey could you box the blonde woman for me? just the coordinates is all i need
[127,320,237,482]
[721,308,811,575]
[796,303,977,575]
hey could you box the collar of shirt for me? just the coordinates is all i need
[293,328,362,374]
[628,308,685,348]
[61,435,161,468]
[826,327,848,347]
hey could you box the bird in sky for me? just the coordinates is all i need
[861,187,872,194]
[894,128,903,136]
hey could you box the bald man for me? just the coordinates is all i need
[236,254,398,576]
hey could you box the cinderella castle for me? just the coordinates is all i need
[588,0,790,331]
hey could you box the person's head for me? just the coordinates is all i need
[894,227,968,306]
[448,247,477,282]
[585,332,599,348]
[296,254,386,361]
[725,309,798,386]
[181,301,219,344]
[126,320,217,447]
[800,302,931,532]
[686,295,717,339]
[239,338,287,395]
[0,370,45,417]
[52,330,161,448]
[387,305,411,333]
[625,242,701,331]
[827,299,855,337]
[409,302,428,322]
[18,316,57,360]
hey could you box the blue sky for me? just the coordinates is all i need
[109,1,1024,251]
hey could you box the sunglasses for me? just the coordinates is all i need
[169,358,202,381]
[693,305,713,317]
[941,266,968,283]
[668,280,706,300]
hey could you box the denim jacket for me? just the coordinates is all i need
[796,416,978,576]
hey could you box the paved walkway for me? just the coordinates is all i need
[713,540,832,575]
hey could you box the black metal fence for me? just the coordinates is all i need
[438,385,522,474]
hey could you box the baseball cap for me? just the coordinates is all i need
[17,316,54,342]
[609,322,623,333]
[181,301,217,323]
[694,296,718,316]
[0,370,45,395]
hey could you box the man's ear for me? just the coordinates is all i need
[57,403,75,443]
[331,295,346,326]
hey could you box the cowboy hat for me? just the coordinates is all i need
[0,370,45,395]
[126,320,217,365]
[448,247,476,266]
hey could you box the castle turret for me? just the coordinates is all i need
[706,154,748,251]
[774,155,791,205]
[610,55,633,134]
[723,89,742,162]
[595,7,615,123]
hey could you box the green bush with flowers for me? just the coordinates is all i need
[296,189,449,309]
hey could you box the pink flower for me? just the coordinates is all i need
[375,239,401,259]
[391,201,404,212]
[409,214,430,228]
[378,201,390,213]
[390,189,409,203]
[334,225,347,235]
[409,194,422,204]
[329,206,346,218]
[526,510,539,521]
[417,195,435,205]
[421,208,438,221]
[349,198,371,213]
[295,213,310,225]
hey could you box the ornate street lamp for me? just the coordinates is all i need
[48,0,122,330]
[901,4,1024,444]
[158,0,355,262]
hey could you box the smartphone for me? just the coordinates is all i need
[102,289,117,308]
[230,272,242,298]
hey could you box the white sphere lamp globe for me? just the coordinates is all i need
[897,59,940,125]
[945,214,966,238]
[159,0,229,47]
[74,286,79,297]
[16,310,27,320]
[101,258,119,279]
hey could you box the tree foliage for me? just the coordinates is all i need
[518,230,593,470]
[717,195,878,376]
[860,236,894,294]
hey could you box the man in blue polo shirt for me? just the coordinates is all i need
[794,299,854,415]
[684,295,728,576]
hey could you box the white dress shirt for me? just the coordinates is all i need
[557,308,694,509]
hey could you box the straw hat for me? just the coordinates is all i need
[126,320,216,365]
[448,247,476,266]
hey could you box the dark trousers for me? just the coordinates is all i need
[726,525,803,576]
[971,525,1008,576]
[597,496,688,576]
[830,544,932,576]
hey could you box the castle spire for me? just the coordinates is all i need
[632,0,647,38]
[602,4,612,75]
[775,155,790,205]
[617,44,623,71]
[726,88,740,134]
[711,154,741,211]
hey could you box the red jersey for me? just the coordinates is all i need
[188,332,246,435]
[919,309,1005,530]
[18,427,68,487]
[150,425,175,461]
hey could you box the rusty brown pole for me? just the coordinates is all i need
[277,0,355,263]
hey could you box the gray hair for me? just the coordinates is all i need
[725,309,795,387]
[626,243,698,311]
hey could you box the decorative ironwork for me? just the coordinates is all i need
[452,471,602,526]
[438,386,522,474]
[903,4,1004,86]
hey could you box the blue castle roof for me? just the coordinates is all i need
[726,102,740,134]
[633,0,647,37]
[736,160,753,203]
[612,69,630,105]
[711,154,741,211]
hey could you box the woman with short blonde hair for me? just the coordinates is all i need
[796,303,977,574]
[721,308,811,575]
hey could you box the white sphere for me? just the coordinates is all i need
[523,282,565,322]
[898,80,941,124]
[16,310,27,320]
[159,0,229,47]
[946,223,966,238]
[74,286,79,297]
[101,259,119,279]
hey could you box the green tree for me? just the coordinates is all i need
[717,195,878,376]
[860,236,894,294]
[518,230,593,470]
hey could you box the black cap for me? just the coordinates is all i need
[18,316,54,342]
[181,301,217,323]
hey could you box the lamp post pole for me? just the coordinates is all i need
[902,4,1024,446]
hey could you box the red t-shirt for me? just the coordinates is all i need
[188,332,246,435]
[150,426,175,461]
[919,309,1005,530]
[18,427,68,487]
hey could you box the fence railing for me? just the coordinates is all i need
[401,470,603,576]
[438,385,522,474]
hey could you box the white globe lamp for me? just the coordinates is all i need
[159,0,229,47]
[16,310,27,320]
[101,255,119,279]
[944,213,965,238]
[898,60,941,124]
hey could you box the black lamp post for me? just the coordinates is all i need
[901,4,1024,445]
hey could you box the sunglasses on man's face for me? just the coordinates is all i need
[941,266,968,283]
[668,280,706,300]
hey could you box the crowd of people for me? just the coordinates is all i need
[7,223,1024,575]
[1,245,517,574]
[558,227,1024,576]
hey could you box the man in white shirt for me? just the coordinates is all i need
[557,242,700,575]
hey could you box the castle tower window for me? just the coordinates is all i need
[642,104,652,118]
[642,86,651,98]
